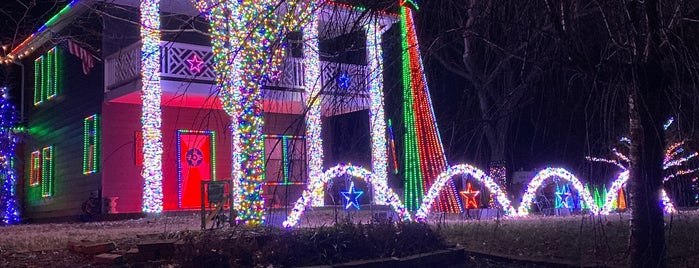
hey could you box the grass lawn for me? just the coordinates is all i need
[436,210,699,267]
[1,209,698,267]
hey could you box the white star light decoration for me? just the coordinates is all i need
[341,182,363,210]
[187,54,204,73]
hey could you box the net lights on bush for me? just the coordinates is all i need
[0,87,20,224]
[284,164,411,228]
[416,164,514,221]
[518,168,598,216]
[401,3,461,213]
[140,0,164,214]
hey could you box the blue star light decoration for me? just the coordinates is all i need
[341,182,363,210]
[337,72,351,90]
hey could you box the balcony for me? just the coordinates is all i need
[104,41,369,115]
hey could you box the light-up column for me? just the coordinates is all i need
[140,0,163,213]
[366,18,388,205]
[303,10,324,207]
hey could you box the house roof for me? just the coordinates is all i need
[1,0,95,64]
[1,0,398,64]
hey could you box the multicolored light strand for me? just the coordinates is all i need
[140,0,163,213]
[284,164,411,228]
[416,164,514,221]
[400,4,461,213]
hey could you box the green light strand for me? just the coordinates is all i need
[41,146,53,197]
[33,57,41,105]
[401,7,424,211]
[83,114,100,174]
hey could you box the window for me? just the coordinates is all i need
[29,146,54,197]
[34,47,62,106]
[41,146,54,197]
[264,135,305,185]
[29,150,41,186]
[83,114,100,174]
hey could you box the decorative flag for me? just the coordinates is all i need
[68,40,94,75]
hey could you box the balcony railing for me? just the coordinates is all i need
[105,41,366,95]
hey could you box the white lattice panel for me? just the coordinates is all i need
[106,41,367,94]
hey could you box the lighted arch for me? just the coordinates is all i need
[601,171,628,214]
[601,170,676,214]
[283,164,411,228]
[518,167,599,215]
[415,164,515,221]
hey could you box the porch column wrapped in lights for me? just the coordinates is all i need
[303,8,324,207]
[365,18,389,205]
[140,0,163,213]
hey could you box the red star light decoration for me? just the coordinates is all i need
[459,182,480,209]
[187,54,204,73]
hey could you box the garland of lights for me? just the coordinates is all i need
[518,167,599,216]
[0,87,20,224]
[283,164,411,228]
[416,164,514,221]
[400,4,461,213]
[140,0,164,213]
